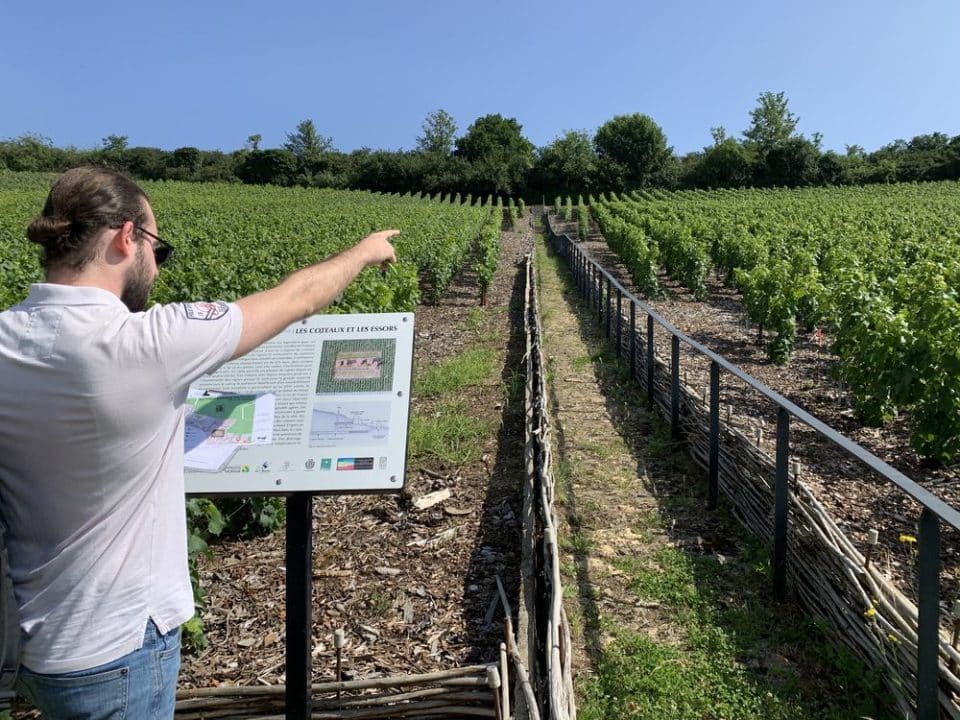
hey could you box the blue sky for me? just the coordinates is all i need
[3,0,959,156]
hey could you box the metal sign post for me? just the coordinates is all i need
[286,493,314,720]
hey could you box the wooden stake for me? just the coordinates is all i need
[334,628,345,700]
[865,529,879,569]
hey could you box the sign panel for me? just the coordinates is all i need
[184,312,414,495]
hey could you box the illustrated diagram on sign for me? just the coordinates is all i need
[309,400,391,448]
[184,391,276,471]
[316,339,396,394]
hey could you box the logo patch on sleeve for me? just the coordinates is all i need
[182,301,230,321]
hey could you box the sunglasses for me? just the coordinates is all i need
[135,226,175,267]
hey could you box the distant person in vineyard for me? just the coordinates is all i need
[0,167,397,719]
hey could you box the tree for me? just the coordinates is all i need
[594,113,674,190]
[455,114,534,196]
[908,132,949,152]
[99,135,128,169]
[416,109,457,156]
[166,147,202,180]
[532,130,598,197]
[764,137,821,187]
[695,138,752,188]
[235,149,298,186]
[247,134,262,151]
[742,91,799,157]
[125,147,167,180]
[0,133,60,172]
[284,119,333,179]
[710,126,728,145]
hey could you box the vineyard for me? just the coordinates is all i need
[3,169,959,718]
[591,183,960,463]
[0,171,500,313]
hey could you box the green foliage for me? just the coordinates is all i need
[474,210,501,304]
[284,119,334,178]
[832,259,960,461]
[416,109,458,156]
[594,113,675,191]
[742,90,800,156]
[182,496,287,649]
[534,129,598,197]
[183,497,224,651]
[579,542,895,720]
[648,218,711,300]
[591,203,659,296]
[415,347,498,398]
[577,198,590,240]
[455,114,534,196]
[592,181,960,460]
[235,149,298,186]
[408,400,492,466]
[695,137,753,188]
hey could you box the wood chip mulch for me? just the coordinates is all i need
[179,222,535,691]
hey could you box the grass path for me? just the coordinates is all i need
[534,230,894,719]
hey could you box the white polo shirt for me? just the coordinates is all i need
[0,284,243,674]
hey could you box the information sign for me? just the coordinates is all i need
[184,312,414,495]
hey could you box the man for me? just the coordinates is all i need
[0,167,397,718]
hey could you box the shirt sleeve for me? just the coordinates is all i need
[145,300,244,395]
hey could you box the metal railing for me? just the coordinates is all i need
[545,214,959,719]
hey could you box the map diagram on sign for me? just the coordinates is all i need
[309,400,391,448]
[184,391,276,471]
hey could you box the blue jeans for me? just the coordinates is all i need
[16,619,181,720]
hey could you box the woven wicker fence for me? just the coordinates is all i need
[516,251,576,720]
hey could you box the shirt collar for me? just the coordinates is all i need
[24,283,128,309]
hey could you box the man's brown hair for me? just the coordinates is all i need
[27,167,150,272]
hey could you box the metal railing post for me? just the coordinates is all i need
[671,336,680,440]
[774,408,790,601]
[709,361,720,509]
[646,315,655,410]
[597,269,604,325]
[629,301,637,379]
[616,288,623,358]
[605,276,612,338]
[917,508,940,720]
[578,248,584,294]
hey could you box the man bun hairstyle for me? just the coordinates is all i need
[27,167,150,272]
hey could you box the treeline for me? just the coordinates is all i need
[4,93,960,198]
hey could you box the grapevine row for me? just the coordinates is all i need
[589,182,960,462]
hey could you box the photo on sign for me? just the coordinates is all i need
[316,338,396,394]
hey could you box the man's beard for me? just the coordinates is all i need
[120,243,154,312]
